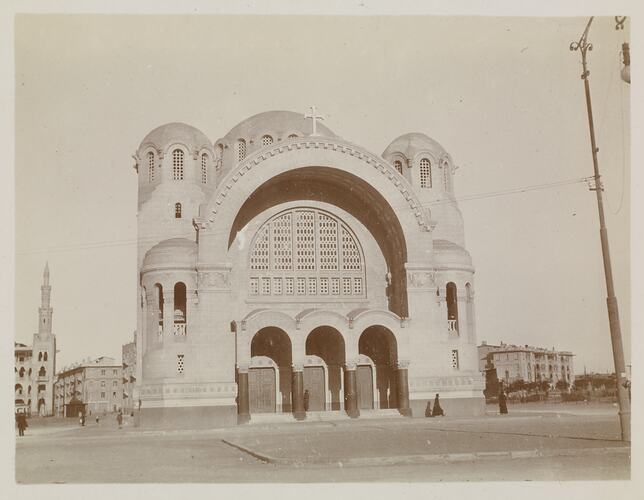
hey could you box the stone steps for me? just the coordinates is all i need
[247,408,402,424]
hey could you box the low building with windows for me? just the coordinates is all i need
[122,333,137,414]
[15,263,57,416]
[478,341,575,387]
[54,357,124,417]
[134,110,485,428]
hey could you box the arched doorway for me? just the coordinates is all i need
[358,326,399,409]
[249,327,292,413]
[305,326,345,411]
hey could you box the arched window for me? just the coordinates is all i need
[237,139,246,162]
[43,352,48,362]
[394,160,403,174]
[288,134,298,139]
[419,158,432,188]
[38,352,42,361]
[446,282,458,334]
[201,154,208,184]
[173,282,187,336]
[172,149,184,180]
[248,208,365,298]
[175,202,182,219]
[147,151,155,182]
[38,366,46,377]
[28,385,32,394]
[155,283,164,334]
[261,135,273,147]
[19,367,25,377]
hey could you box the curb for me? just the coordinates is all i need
[221,442,630,467]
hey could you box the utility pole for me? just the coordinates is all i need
[570,17,630,442]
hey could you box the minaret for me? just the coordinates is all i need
[38,262,53,337]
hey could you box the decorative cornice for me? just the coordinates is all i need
[205,139,434,231]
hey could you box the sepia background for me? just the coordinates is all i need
[14,15,630,373]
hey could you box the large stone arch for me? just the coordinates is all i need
[196,139,436,318]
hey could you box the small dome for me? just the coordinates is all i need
[142,238,197,272]
[139,122,213,153]
[382,132,448,161]
[220,110,337,144]
[433,239,472,266]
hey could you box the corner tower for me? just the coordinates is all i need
[32,262,56,416]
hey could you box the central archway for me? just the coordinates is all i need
[305,326,346,411]
[358,326,399,409]
[228,167,410,317]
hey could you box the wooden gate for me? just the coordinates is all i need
[357,365,374,409]
[303,366,325,411]
[249,367,276,413]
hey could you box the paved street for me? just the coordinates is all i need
[15,402,630,483]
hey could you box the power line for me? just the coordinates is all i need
[16,176,592,255]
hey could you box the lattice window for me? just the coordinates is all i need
[419,158,431,188]
[248,208,365,298]
[272,213,293,270]
[175,203,182,219]
[172,149,184,180]
[201,154,208,184]
[217,144,224,170]
[451,350,459,370]
[147,152,155,182]
[319,213,339,270]
[341,227,361,270]
[237,139,246,162]
[250,225,270,270]
[295,211,316,270]
[261,135,273,147]
[177,354,185,374]
[394,160,403,174]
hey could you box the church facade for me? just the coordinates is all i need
[133,110,484,427]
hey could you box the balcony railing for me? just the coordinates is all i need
[173,323,187,336]
[447,319,458,333]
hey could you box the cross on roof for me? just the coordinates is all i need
[305,105,324,136]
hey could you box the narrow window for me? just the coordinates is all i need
[177,354,185,374]
[217,144,224,171]
[38,366,46,377]
[43,352,48,361]
[446,282,458,333]
[174,282,187,336]
[451,350,459,369]
[175,202,182,219]
[394,160,403,174]
[201,153,207,184]
[172,149,184,180]
[38,352,42,361]
[147,152,155,182]
[237,139,246,162]
[261,135,273,147]
[419,158,432,188]
[155,283,164,332]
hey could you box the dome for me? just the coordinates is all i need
[382,132,448,161]
[220,110,337,144]
[139,122,213,153]
[142,238,197,272]
[433,239,472,266]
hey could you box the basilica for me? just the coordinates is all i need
[133,110,484,427]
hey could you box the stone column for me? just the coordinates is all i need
[163,290,174,339]
[396,360,411,417]
[237,364,250,424]
[456,290,468,339]
[292,362,305,420]
[344,360,359,418]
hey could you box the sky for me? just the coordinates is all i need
[12,14,632,374]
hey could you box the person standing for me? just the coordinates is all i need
[499,387,508,415]
[116,409,123,429]
[303,390,310,412]
[431,394,444,417]
[17,412,28,436]
[424,400,433,417]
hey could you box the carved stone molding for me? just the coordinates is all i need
[236,362,249,373]
[406,270,436,289]
[409,374,485,391]
[140,382,237,398]
[198,269,231,290]
[397,359,411,370]
[205,139,435,232]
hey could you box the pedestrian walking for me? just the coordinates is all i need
[499,388,508,415]
[303,389,310,411]
[96,415,100,425]
[431,394,444,417]
[424,400,432,417]
[117,409,123,429]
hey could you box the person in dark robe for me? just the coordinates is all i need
[16,412,28,436]
[424,400,433,417]
[499,388,508,415]
[303,390,310,412]
[117,410,123,429]
[431,394,444,417]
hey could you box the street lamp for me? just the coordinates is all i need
[570,17,631,442]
